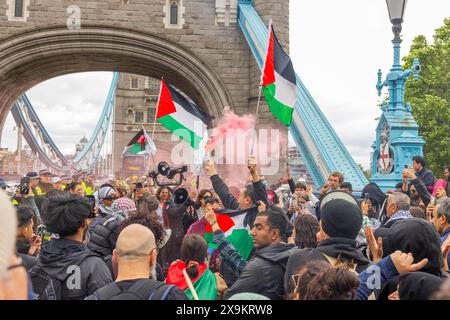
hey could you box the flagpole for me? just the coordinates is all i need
[151,78,163,141]
[250,19,272,158]
[149,78,164,169]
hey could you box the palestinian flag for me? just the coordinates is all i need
[262,25,297,126]
[166,261,217,300]
[122,127,156,156]
[204,209,254,261]
[156,80,212,150]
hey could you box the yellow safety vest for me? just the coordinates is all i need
[12,199,19,206]
[82,182,94,196]
[34,186,44,196]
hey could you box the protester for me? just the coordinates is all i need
[65,181,85,198]
[221,209,293,300]
[166,234,225,300]
[375,192,412,231]
[85,224,187,300]
[29,193,112,300]
[411,156,436,192]
[156,186,173,226]
[361,182,388,223]
[383,272,443,300]
[340,182,353,194]
[377,218,444,274]
[444,165,450,198]
[409,206,427,220]
[431,198,450,270]
[285,199,370,294]
[15,206,40,270]
[319,172,344,199]
[87,189,124,259]
[205,159,267,229]
[293,214,319,249]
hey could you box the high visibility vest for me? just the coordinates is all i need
[12,199,19,206]
[82,182,94,196]
[34,186,44,196]
[60,184,66,191]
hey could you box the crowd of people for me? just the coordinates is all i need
[1,155,450,300]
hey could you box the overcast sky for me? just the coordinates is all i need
[1,0,449,169]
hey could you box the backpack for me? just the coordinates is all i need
[29,252,97,300]
[91,279,176,300]
[29,267,67,300]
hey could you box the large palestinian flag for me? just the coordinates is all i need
[203,209,254,261]
[122,127,156,156]
[262,25,297,126]
[166,261,217,300]
[156,80,212,150]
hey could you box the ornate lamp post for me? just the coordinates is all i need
[370,0,424,191]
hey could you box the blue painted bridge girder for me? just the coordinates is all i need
[238,1,369,190]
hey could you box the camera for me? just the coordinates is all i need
[149,161,188,187]
[19,177,30,195]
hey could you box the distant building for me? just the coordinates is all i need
[287,146,313,186]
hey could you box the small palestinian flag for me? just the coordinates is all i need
[122,127,156,156]
[262,25,297,126]
[156,80,213,150]
[204,209,254,261]
[166,261,218,300]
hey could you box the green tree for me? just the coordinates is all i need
[403,18,450,176]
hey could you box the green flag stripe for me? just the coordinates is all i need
[129,143,143,154]
[263,83,294,126]
[157,115,203,149]
[184,268,218,300]
[204,229,253,261]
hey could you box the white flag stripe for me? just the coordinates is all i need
[172,101,208,138]
[274,71,297,108]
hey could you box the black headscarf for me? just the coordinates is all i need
[399,272,444,300]
[378,272,444,300]
[380,218,444,276]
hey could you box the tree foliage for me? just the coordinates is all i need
[403,18,450,175]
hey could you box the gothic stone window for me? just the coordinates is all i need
[131,78,139,89]
[164,0,184,29]
[7,0,29,21]
[147,107,156,123]
[135,111,144,123]
[15,0,23,17]
[170,1,178,25]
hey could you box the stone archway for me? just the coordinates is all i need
[0,25,234,137]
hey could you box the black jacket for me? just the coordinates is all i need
[223,243,294,300]
[16,240,37,271]
[416,167,436,190]
[87,215,121,258]
[30,238,113,300]
[284,237,371,294]
[210,174,267,228]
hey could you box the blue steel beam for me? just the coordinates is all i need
[11,99,67,173]
[238,1,368,190]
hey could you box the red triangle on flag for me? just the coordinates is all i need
[262,26,275,87]
[204,213,235,234]
[156,80,177,119]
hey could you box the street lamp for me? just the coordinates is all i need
[386,0,408,40]
[371,0,424,191]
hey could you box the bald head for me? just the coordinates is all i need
[115,224,155,260]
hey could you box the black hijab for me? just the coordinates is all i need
[399,272,444,300]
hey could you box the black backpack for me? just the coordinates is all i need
[29,267,66,300]
[29,252,97,300]
[91,279,176,300]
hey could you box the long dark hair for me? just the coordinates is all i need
[196,189,213,207]
[180,234,208,279]
[303,266,360,300]
[294,214,320,249]
[156,186,173,202]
